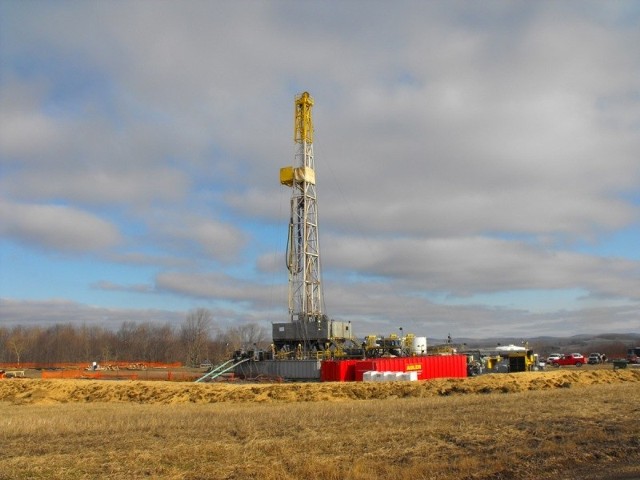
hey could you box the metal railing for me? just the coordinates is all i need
[194,357,252,383]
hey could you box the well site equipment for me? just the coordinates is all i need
[195,92,503,382]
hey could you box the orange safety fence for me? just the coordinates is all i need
[0,361,182,370]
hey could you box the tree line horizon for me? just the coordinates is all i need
[0,308,268,367]
[2,307,634,367]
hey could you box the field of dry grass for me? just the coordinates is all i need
[1,368,639,480]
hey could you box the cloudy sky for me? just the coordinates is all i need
[1,1,639,340]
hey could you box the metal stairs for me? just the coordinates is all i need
[194,357,252,383]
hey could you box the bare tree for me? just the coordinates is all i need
[238,323,268,348]
[219,328,243,354]
[0,327,8,362]
[147,323,178,363]
[181,309,213,367]
[222,323,268,349]
[0,317,270,365]
[115,321,138,361]
[6,326,32,366]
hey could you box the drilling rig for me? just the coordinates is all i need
[272,92,355,356]
[197,92,466,382]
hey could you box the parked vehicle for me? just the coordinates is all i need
[547,353,562,363]
[628,347,640,364]
[588,353,603,365]
[550,353,585,367]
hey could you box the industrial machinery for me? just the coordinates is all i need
[464,345,539,375]
[272,92,356,355]
[362,333,428,358]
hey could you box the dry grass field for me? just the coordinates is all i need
[0,368,639,480]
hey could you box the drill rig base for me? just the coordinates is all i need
[272,317,353,353]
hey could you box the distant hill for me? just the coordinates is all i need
[428,333,640,358]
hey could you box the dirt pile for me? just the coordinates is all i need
[1,368,638,405]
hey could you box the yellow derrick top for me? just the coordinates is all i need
[294,91,314,144]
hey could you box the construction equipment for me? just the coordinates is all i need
[272,92,355,355]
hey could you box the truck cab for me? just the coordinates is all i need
[627,347,640,364]
[550,353,585,367]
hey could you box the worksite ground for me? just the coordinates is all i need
[0,359,622,382]
[1,367,639,480]
[0,362,199,381]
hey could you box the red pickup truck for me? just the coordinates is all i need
[549,353,585,367]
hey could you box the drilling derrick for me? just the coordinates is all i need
[272,92,353,355]
[282,92,322,323]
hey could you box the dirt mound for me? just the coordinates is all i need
[1,368,638,405]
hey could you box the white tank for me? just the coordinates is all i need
[412,336,427,355]
[495,344,526,352]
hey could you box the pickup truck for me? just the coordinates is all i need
[549,353,585,367]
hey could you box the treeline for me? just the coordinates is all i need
[0,309,268,367]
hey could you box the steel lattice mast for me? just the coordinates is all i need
[280,91,323,324]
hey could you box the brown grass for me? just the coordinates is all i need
[0,368,638,480]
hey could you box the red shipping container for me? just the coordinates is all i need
[320,359,359,382]
[423,355,467,380]
[354,356,467,381]
[320,360,335,382]
[354,360,377,381]
[323,355,467,382]
[343,360,357,381]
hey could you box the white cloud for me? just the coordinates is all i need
[323,234,640,300]
[0,200,121,252]
[0,297,182,329]
[0,1,638,338]
[91,280,153,294]
[147,214,248,263]
[0,78,69,161]
[2,168,189,205]
[155,271,268,302]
